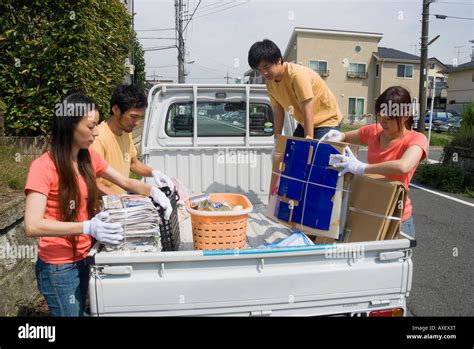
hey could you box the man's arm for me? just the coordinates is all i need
[130,156,153,177]
[97,182,118,196]
[272,103,285,137]
[300,98,314,138]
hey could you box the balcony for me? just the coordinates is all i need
[347,71,368,79]
[317,70,329,77]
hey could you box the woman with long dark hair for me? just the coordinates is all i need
[321,86,428,237]
[24,93,172,316]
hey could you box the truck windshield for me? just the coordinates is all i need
[165,102,274,137]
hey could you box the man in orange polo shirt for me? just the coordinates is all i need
[248,39,343,141]
[91,84,174,195]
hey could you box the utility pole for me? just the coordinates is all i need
[175,0,185,83]
[417,0,432,133]
[225,70,230,84]
[454,45,466,64]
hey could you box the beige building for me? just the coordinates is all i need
[246,27,437,124]
[426,57,449,109]
[440,61,474,111]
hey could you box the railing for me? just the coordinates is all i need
[317,70,329,77]
[347,71,368,79]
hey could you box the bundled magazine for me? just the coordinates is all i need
[101,194,162,252]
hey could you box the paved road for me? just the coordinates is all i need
[358,146,474,316]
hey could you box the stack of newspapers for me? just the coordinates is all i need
[101,194,162,252]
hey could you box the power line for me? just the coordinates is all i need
[183,0,201,32]
[135,28,175,32]
[143,45,177,52]
[191,1,249,20]
[137,37,176,40]
[186,0,236,17]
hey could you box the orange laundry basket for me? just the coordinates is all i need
[185,193,253,250]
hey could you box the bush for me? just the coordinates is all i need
[0,0,144,136]
[451,103,474,149]
[414,164,465,193]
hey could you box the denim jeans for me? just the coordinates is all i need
[35,257,89,317]
[401,216,416,239]
[293,124,340,140]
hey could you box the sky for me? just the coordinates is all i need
[134,0,474,83]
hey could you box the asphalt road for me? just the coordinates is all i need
[358,146,474,316]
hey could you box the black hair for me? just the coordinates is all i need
[375,86,414,132]
[248,39,283,69]
[109,84,148,115]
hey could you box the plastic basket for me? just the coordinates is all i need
[185,193,253,250]
[155,187,181,251]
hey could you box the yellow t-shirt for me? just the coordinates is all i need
[266,62,343,128]
[90,121,137,194]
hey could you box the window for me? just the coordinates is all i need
[349,63,366,74]
[428,76,434,87]
[397,64,413,78]
[348,63,367,78]
[309,60,329,76]
[375,63,379,78]
[165,102,274,137]
[348,98,365,116]
[429,63,435,69]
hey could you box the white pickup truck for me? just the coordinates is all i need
[87,84,415,317]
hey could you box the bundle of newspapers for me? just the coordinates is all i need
[101,194,162,252]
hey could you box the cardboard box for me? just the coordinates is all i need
[344,174,406,242]
[267,135,358,239]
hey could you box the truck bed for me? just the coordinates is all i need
[88,204,414,316]
[178,203,294,251]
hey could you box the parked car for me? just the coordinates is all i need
[413,110,456,131]
[437,116,463,133]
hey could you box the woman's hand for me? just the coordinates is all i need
[331,146,367,176]
[83,211,124,245]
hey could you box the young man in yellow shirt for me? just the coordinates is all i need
[248,39,343,141]
[91,84,174,203]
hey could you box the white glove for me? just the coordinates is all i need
[152,169,175,191]
[83,211,124,245]
[320,129,344,142]
[331,146,367,177]
[150,186,172,220]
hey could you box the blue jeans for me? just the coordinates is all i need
[35,257,89,317]
[401,216,416,238]
[293,124,340,139]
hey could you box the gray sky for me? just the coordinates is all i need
[135,0,474,83]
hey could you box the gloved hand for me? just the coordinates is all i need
[83,211,124,245]
[150,186,172,220]
[320,129,344,142]
[331,146,367,177]
[152,169,175,191]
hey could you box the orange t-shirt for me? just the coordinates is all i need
[358,124,428,221]
[24,149,109,264]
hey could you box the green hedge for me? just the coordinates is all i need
[414,164,465,193]
[0,0,144,136]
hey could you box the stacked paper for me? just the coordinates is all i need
[102,194,162,251]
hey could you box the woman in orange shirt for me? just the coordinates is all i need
[321,86,428,237]
[24,93,172,316]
